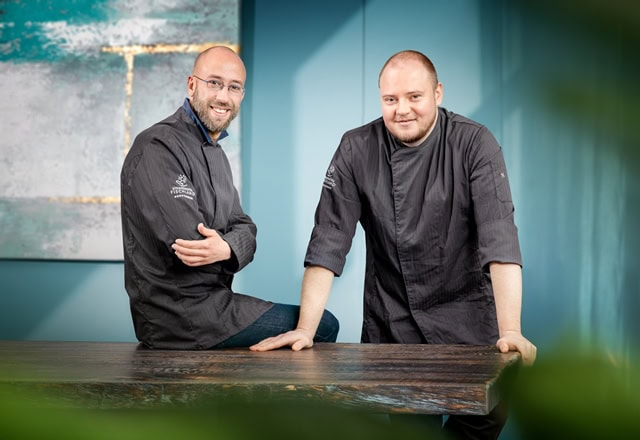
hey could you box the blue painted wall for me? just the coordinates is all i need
[238,0,640,358]
[1,0,637,366]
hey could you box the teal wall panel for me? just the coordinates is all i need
[241,0,640,359]
[237,0,366,341]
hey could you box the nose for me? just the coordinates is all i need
[396,98,410,115]
[214,85,232,101]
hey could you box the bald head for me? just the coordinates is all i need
[378,50,438,88]
[192,46,246,79]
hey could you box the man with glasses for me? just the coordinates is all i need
[120,46,338,350]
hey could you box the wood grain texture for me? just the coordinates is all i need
[0,341,520,415]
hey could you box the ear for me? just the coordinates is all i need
[434,82,443,106]
[187,76,196,99]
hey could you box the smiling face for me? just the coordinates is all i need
[379,57,443,147]
[187,47,246,140]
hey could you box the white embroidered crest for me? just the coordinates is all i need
[323,164,336,190]
[170,174,196,200]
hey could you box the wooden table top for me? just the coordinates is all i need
[0,340,520,415]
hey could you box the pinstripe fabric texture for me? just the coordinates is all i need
[305,108,522,345]
[121,104,271,349]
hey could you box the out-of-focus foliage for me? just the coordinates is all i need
[510,340,640,438]
[0,384,443,440]
[519,0,640,168]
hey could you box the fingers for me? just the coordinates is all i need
[250,339,280,352]
[174,225,220,250]
[197,223,217,237]
[523,343,537,366]
[250,335,292,352]
[513,339,537,366]
[170,242,205,266]
[172,228,228,266]
[250,331,312,352]
[495,335,537,366]
[172,241,209,257]
[173,239,208,251]
[497,340,510,353]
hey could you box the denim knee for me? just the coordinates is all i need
[314,309,339,342]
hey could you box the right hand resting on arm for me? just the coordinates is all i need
[250,265,335,352]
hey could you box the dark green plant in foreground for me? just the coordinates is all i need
[510,342,640,439]
[0,387,444,440]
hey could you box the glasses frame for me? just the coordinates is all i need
[192,75,245,96]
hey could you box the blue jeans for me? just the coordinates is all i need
[212,303,339,348]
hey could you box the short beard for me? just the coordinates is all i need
[191,95,238,137]
[395,129,429,146]
[392,114,437,146]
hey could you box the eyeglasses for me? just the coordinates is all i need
[192,75,245,96]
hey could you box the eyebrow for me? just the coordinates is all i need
[382,90,424,97]
[197,74,243,85]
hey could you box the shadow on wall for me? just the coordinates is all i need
[0,261,94,339]
[0,260,132,341]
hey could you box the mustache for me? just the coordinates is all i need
[208,99,234,111]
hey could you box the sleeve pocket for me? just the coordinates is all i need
[490,158,513,203]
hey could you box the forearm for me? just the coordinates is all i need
[490,262,522,336]
[296,265,335,336]
[249,265,335,351]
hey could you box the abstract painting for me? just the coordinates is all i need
[0,0,241,260]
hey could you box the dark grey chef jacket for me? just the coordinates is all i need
[121,100,272,349]
[305,107,522,345]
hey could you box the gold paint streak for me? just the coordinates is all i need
[101,42,240,157]
[49,196,121,205]
[101,42,239,56]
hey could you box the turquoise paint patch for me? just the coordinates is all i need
[0,0,111,62]
[0,0,239,62]
[1,0,111,25]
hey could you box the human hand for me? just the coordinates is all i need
[496,331,537,366]
[172,223,231,266]
[250,329,315,352]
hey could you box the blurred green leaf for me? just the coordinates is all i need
[510,342,640,438]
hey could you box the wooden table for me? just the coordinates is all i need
[0,341,520,415]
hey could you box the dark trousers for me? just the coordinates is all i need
[390,398,509,440]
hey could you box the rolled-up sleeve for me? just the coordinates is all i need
[469,129,522,268]
[304,135,361,276]
[220,199,257,272]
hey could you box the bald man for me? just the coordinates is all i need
[120,46,338,350]
[252,50,535,439]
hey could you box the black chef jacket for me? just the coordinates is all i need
[305,108,522,345]
[121,100,272,349]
